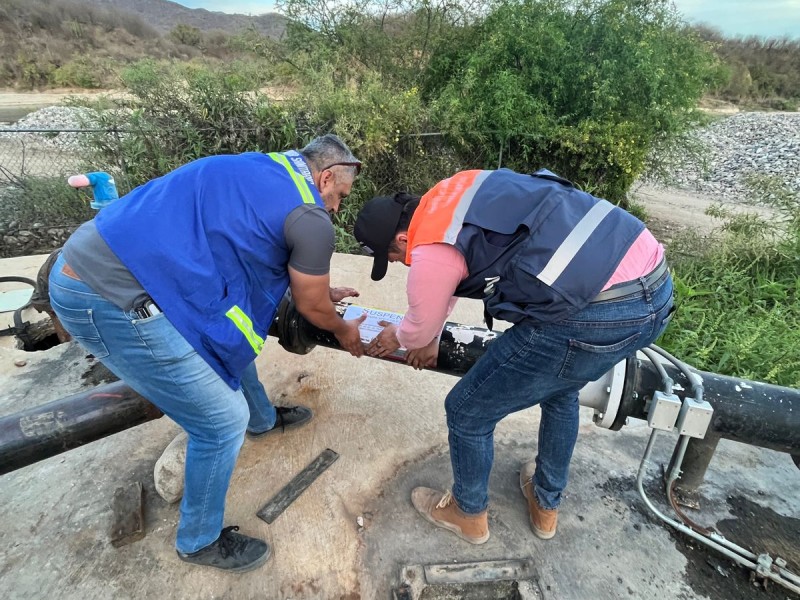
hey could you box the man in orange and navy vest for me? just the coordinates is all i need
[354,168,674,544]
[49,134,367,572]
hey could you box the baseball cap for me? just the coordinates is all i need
[353,195,406,281]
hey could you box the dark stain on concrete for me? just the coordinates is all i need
[600,476,800,599]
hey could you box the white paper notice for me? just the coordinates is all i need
[342,305,404,344]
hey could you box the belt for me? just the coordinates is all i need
[591,259,668,303]
[61,263,81,281]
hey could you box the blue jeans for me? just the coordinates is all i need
[446,271,674,513]
[48,254,277,553]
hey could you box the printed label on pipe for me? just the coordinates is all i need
[342,305,406,359]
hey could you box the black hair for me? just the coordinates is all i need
[394,192,421,233]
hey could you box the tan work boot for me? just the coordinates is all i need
[411,487,490,544]
[519,462,558,540]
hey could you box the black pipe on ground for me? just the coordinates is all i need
[274,299,800,457]
[270,296,500,377]
[0,381,162,476]
[2,297,798,476]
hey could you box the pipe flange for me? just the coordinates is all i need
[595,360,627,429]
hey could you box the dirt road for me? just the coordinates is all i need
[630,183,776,245]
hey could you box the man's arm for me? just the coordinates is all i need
[289,267,365,356]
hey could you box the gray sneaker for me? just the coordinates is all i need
[247,405,313,439]
[177,526,270,573]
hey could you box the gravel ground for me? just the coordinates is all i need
[657,111,800,204]
[0,106,101,151]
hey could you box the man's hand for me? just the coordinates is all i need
[329,287,360,303]
[406,337,440,370]
[367,321,401,358]
[290,268,366,357]
[335,312,367,357]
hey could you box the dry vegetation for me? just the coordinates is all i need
[0,0,279,90]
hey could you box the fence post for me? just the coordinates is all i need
[497,135,506,170]
[111,128,129,188]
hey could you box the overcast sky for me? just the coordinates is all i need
[174,0,800,39]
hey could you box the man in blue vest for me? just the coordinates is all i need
[49,134,366,572]
[354,168,674,545]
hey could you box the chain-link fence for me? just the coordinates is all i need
[0,129,93,182]
[0,128,112,257]
[0,127,510,257]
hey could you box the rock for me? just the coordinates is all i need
[14,359,27,367]
[154,431,188,504]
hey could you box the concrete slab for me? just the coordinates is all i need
[0,253,798,599]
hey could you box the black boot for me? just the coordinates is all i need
[177,526,270,573]
[247,405,313,439]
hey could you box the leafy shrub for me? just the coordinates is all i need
[81,61,299,184]
[51,57,114,88]
[15,51,56,89]
[170,24,203,47]
[425,0,723,202]
[0,177,96,227]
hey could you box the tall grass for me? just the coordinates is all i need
[659,177,800,387]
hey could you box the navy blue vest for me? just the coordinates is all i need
[451,169,644,324]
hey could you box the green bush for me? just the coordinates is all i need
[15,51,56,89]
[0,177,96,227]
[425,0,723,202]
[51,57,113,88]
[288,68,440,248]
[500,121,650,201]
[83,61,299,184]
[169,24,203,47]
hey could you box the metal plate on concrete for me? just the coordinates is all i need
[394,561,542,599]
[257,448,339,524]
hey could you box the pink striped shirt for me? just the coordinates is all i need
[396,230,664,350]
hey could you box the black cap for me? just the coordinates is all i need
[353,195,405,281]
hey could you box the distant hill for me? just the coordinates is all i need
[0,0,290,89]
[80,0,288,38]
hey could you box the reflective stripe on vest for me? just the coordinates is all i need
[442,170,492,244]
[268,152,315,204]
[536,199,615,286]
[226,305,265,355]
[405,170,490,263]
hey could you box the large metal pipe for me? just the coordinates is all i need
[272,298,800,456]
[615,357,800,455]
[0,381,162,476]
[2,297,798,475]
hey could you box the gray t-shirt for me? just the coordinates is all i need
[62,204,335,311]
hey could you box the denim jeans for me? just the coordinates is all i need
[446,270,674,514]
[48,254,277,553]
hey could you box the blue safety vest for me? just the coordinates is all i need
[95,151,324,389]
